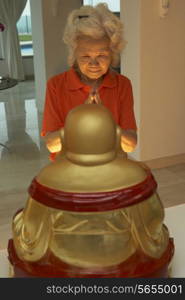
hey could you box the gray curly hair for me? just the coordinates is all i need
[63,3,126,67]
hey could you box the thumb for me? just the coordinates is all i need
[94,93,101,104]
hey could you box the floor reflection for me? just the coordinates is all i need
[1,98,41,160]
[0,81,49,249]
[0,81,47,158]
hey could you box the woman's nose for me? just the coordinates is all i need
[89,57,99,65]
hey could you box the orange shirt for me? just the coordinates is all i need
[42,68,137,136]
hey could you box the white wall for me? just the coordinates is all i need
[121,0,185,162]
[0,60,8,77]
[121,0,141,161]
[22,57,34,78]
[43,0,83,78]
[0,57,34,78]
[140,0,185,161]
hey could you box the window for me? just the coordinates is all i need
[17,0,33,57]
[83,0,120,13]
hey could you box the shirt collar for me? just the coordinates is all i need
[67,68,117,91]
[101,69,117,88]
[67,68,84,90]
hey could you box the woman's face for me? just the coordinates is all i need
[75,37,112,80]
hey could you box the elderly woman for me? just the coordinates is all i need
[42,3,137,157]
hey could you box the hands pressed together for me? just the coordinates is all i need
[85,89,102,104]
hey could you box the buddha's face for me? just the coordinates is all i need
[75,37,112,80]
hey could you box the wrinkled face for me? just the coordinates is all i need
[75,37,112,80]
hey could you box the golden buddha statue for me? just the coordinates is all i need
[8,104,174,277]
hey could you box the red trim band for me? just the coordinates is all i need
[28,171,157,212]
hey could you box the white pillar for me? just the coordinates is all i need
[30,0,82,112]
[30,0,46,112]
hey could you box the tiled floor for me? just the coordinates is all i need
[0,80,185,250]
[152,166,185,207]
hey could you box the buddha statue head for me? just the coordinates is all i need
[63,104,122,166]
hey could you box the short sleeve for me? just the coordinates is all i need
[119,78,137,131]
[41,78,64,136]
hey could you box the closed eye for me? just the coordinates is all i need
[98,55,110,60]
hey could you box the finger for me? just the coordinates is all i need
[85,96,93,104]
[93,94,100,104]
[121,141,134,153]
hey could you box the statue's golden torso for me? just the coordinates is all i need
[10,104,173,276]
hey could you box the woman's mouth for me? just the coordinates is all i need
[88,69,101,73]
